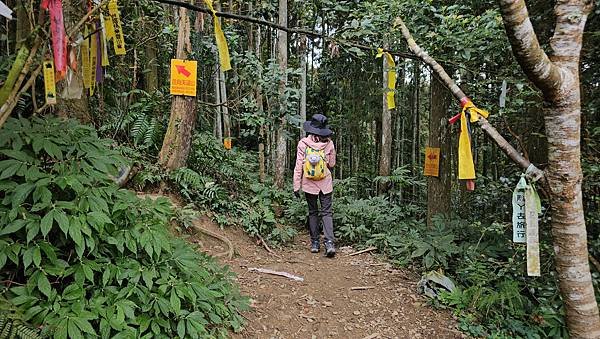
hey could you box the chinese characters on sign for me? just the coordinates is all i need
[43,60,57,105]
[170,59,198,97]
[512,177,527,243]
[423,147,440,177]
[108,0,126,55]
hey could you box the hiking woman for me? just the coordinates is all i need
[293,114,337,257]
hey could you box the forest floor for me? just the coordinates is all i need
[191,215,466,339]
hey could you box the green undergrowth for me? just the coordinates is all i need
[284,173,574,338]
[132,132,297,245]
[0,118,249,338]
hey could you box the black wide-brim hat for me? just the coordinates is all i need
[303,114,333,137]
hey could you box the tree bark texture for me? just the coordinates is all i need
[299,34,307,140]
[274,0,288,189]
[379,54,392,193]
[158,7,197,171]
[412,62,420,198]
[498,1,599,337]
[427,75,452,227]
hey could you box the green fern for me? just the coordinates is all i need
[0,312,42,339]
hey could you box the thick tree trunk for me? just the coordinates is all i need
[274,0,288,189]
[158,7,196,170]
[498,1,600,337]
[427,75,452,227]
[379,54,392,193]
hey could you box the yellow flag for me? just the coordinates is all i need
[43,60,57,105]
[457,101,489,180]
[104,12,116,40]
[100,13,110,66]
[376,48,396,109]
[90,30,97,96]
[108,0,126,55]
[82,29,92,89]
[458,108,475,180]
[204,0,231,71]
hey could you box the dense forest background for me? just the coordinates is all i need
[0,0,599,337]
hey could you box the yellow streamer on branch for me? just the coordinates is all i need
[204,0,231,71]
[458,100,490,180]
[376,48,396,109]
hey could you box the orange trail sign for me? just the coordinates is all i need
[170,59,197,97]
[424,147,441,177]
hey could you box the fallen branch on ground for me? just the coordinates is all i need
[362,334,381,339]
[348,246,377,256]
[248,268,304,282]
[350,286,375,291]
[257,235,281,258]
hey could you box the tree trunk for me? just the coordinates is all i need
[274,0,288,189]
[213,62,223,141]
[144,37,159,93]
[215,1,230,142]
[158,6,196,171]
[379,54,392,194]
[498,1,600,337]
[299,34,307,139]
[412,62,420,198]
[15,2,30,50]
[56,0,91,123]
[427,74,452,227]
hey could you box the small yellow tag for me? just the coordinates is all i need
[43,60,57,105]
[224,138,232,150]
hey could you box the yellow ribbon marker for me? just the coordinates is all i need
[204,0,231,71]
[82,28,92,89]
[457,99,490,180]
[108,0,126,55]
[104,11,115,41]
[90,29,98,96]
[100,13,110,66]
[376,48,396,109]
[43,60,57,105]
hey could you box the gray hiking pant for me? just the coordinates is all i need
[305,191,335,243]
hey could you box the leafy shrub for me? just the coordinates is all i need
[0,118,248,338]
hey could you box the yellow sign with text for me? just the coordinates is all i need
[424,147,441,177]
[170,59,197,97]
[43,60,57,105]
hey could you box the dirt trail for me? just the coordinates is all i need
[193,216,464,339]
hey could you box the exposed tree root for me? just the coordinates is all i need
[191,220,234,259]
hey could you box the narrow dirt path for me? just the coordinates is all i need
[193,216,464,339]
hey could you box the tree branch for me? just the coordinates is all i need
[394,16,544,181]
[151,0,418,60]
[498,0,562,98]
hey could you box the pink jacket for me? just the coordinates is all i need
[293,135,336,195]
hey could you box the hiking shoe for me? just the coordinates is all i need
[310,240,320,253]
[324,241,336,257]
